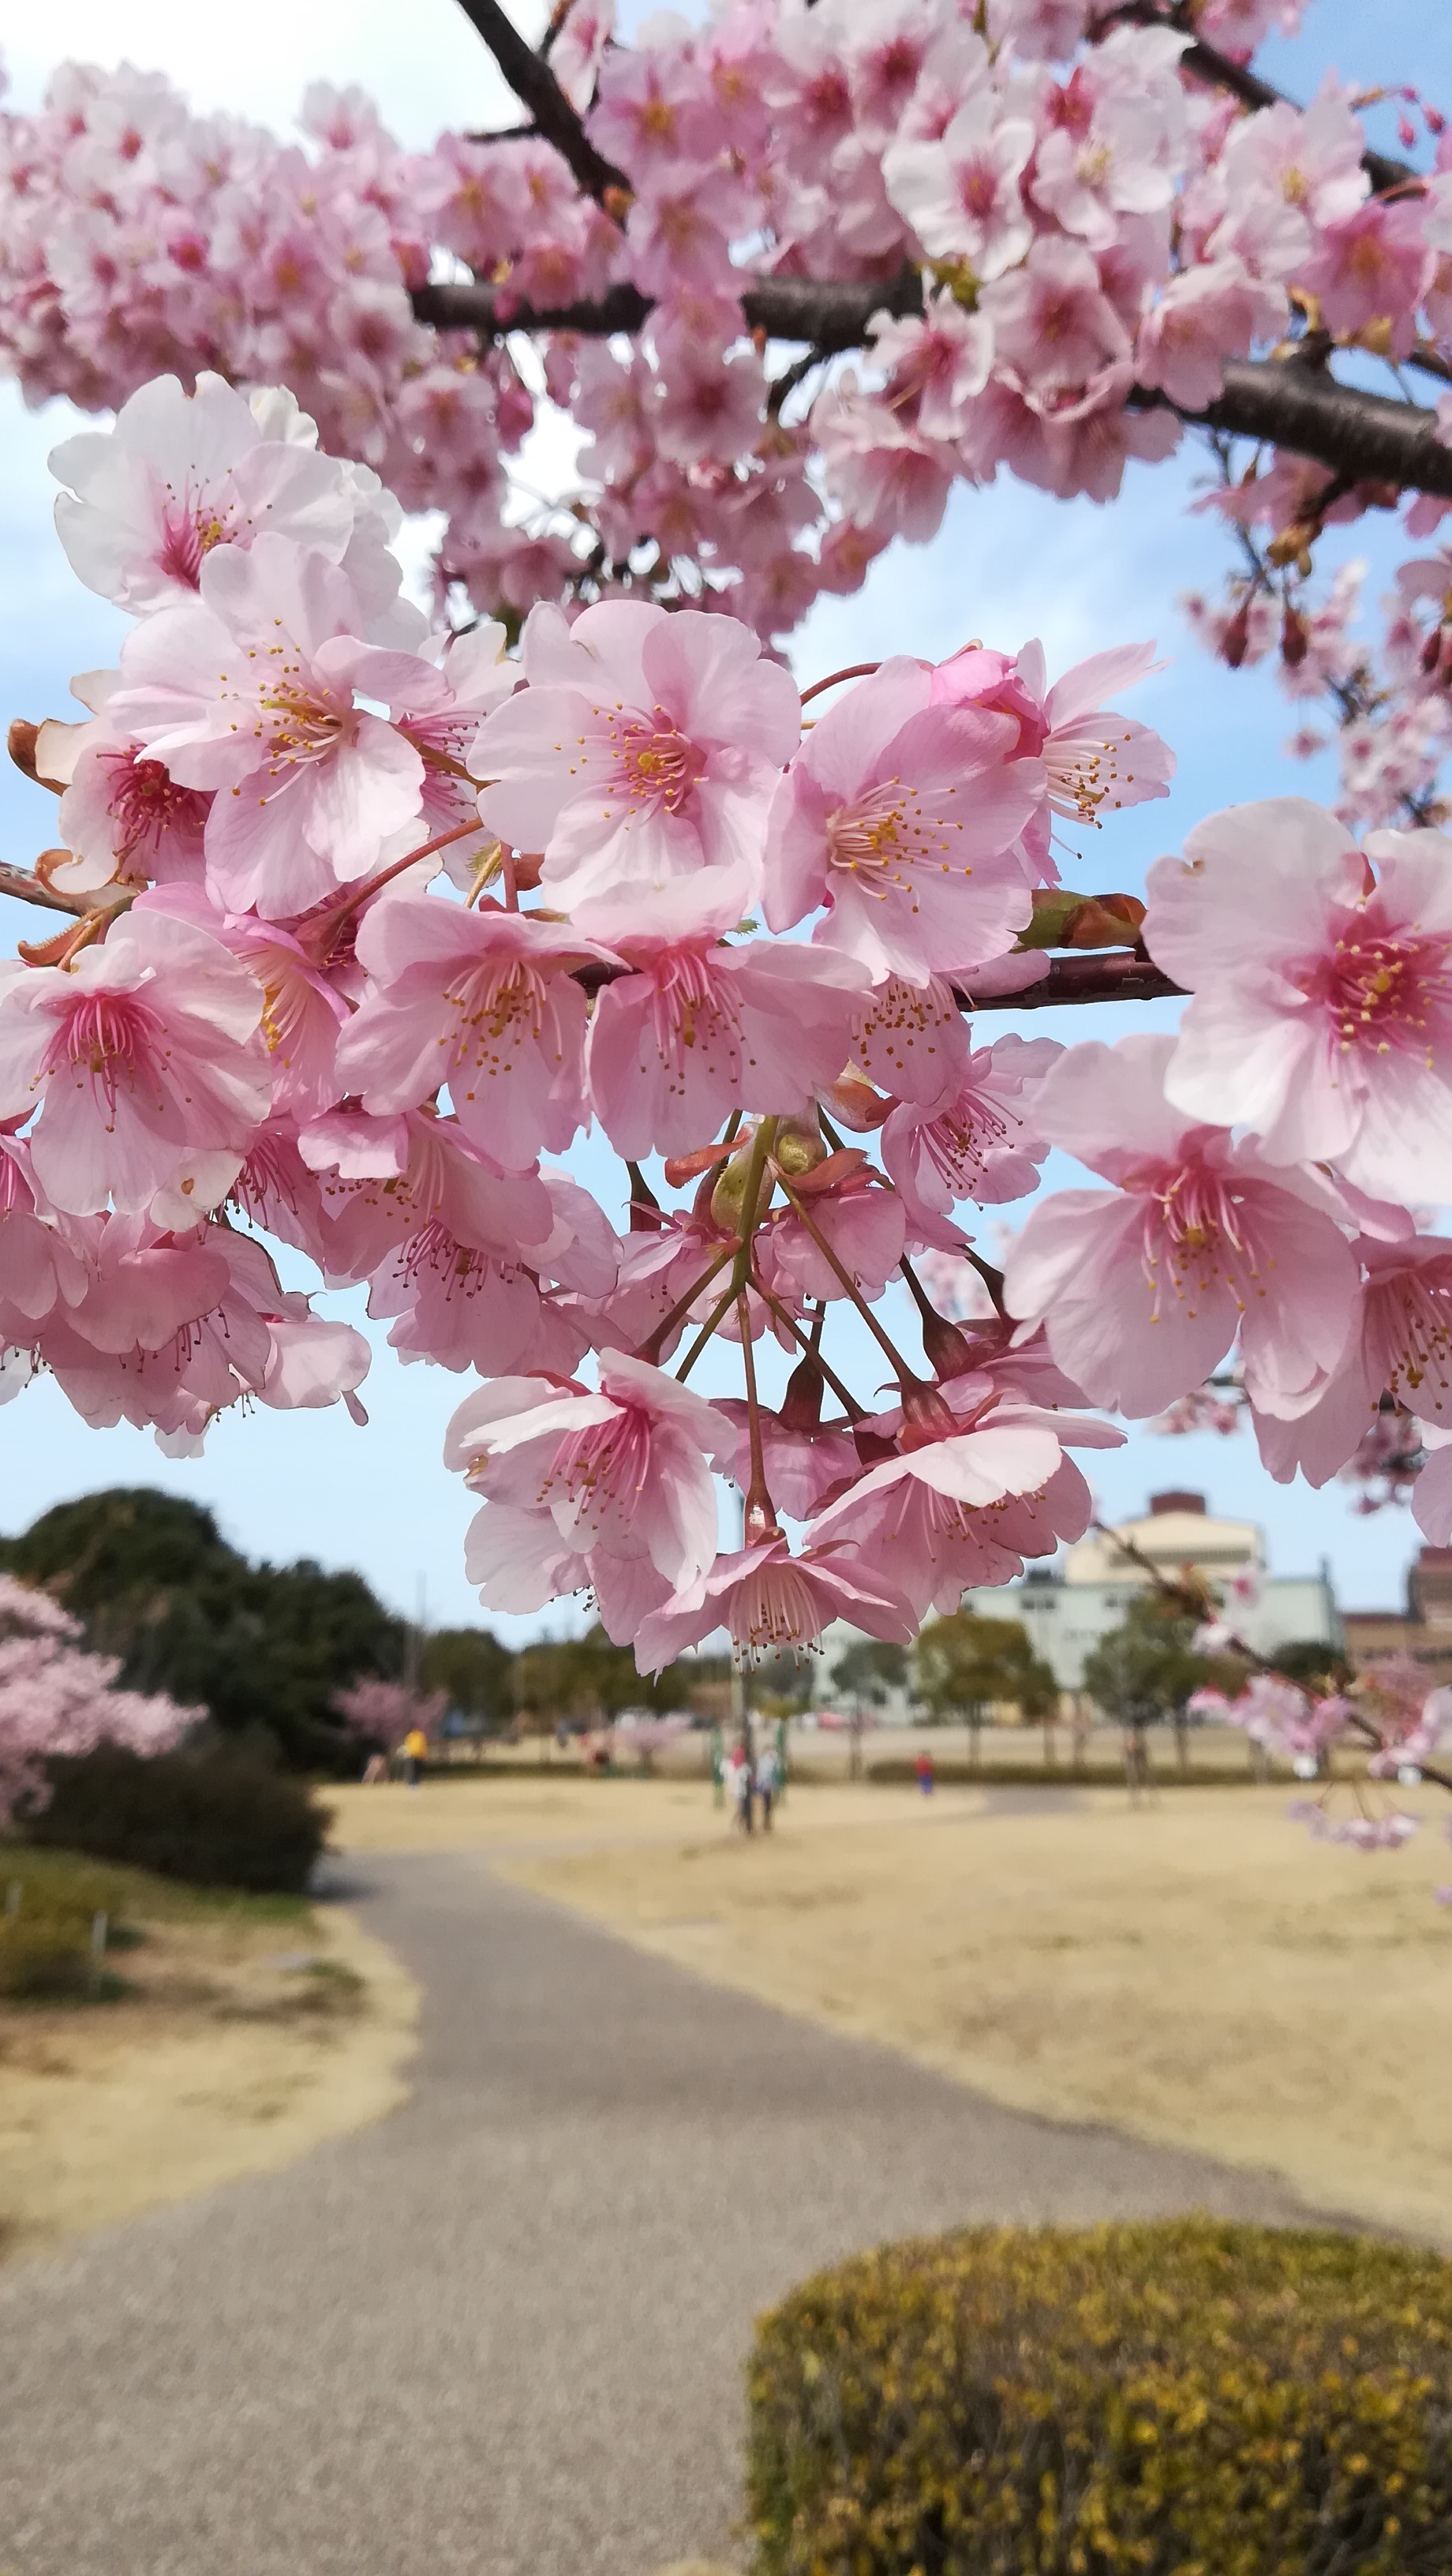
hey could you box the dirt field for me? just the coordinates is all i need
[329,1771,1452,2242]
[0,1859,417,2260]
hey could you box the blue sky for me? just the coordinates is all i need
[0,0,1448,1628]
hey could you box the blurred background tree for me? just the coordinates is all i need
[0,1489,408,1773]
[914,1612,1059,1768]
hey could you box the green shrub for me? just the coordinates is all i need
[0,1910,95,2000]
[747,2219,1452,2576]
[25,1747,330,1894]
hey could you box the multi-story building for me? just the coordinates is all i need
[962,1491,1340,1694]
[1342,1545,1452,1683]
[814,1490,1342,1712]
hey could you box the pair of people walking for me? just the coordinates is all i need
[726,1737,780,1833]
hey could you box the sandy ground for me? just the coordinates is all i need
[0,1897,417,2259]
[330,1771,1452,2242]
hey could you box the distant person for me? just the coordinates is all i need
[755,1742,780,1832]
[732,1739,755,1834]
[361,1751,388,1786]
[915,1750,935,1797]
[401,1724,429,1789]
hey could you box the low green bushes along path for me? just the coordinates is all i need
[750,2219,1452,2576]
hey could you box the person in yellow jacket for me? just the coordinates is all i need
[401,1725,429,1789]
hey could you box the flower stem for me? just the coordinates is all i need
[301,818,488,946]
[675,1279,739,1383]
[737,1290,783,1544]
[775,1173,920,1387]
[729,1116,780,1290]
[799,662,881,708]
[637,1241,737,1363]
[751,1279,866,1422]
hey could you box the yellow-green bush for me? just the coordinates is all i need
[0,1903,95,1999]
[746,2220,1452,2576]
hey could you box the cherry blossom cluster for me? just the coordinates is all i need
[0,0,1443,701]
[334,1676,447,1749]
[9,373,1452,1704]
[0,1572,197,1821]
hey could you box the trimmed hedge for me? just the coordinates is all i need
[26,1746,329,1893]
[747,2220,1452,2576]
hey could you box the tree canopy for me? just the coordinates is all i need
[915,1612,1059,1724]
[0,1490,411,1772]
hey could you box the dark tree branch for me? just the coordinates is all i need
[450,0,629,207]
[1092,0,1419,195]
[414,273,1452,500]
[1147,358,1452,496]
[955,954,1187,1013]
[577,949,1182,1009]
[413,266,922,349]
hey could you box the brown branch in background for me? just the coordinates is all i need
[538,0,578,62]
[1091,0,1419,196]
[1141,359,1452,500]
[450,0,630,208]
[955,955,1187,1013]
[415,272,1452,501]
[413,267,923,350]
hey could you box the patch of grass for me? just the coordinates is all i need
[0,1841,311,1930]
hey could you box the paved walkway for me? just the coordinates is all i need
[0,1852,1310,2576]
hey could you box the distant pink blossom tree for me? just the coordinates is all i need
[332,1677,447,1751]
[0,1574,199,1824]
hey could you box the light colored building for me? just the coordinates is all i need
[1343,1545,1452,1683]
[964,1490,1340,1694]
[814,1490,1342,1709]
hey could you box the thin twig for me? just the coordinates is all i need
[752,1277,866,1421]
[775,1173,920,1387]
[449,0,630,208]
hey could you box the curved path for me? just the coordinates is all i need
[0,1852,1310,2576]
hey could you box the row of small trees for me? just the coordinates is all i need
[828,1601,1349,1747]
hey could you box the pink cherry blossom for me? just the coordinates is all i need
[49,370,365,613]
[1252,1232,1452,1490]
[866,297,994,440]
[848,973,971,1108]
[586,938,866,1161]
[929,636,1173,881]
[881,92,1035,275]
[765,660,1041,983]
[445,1354,731,1595]
[1135,256,1285,410]
[473,601,800,930]
[0,909,270,1217]
[805,1384,1116,1616]
[759,1163,908,1309]
[634,1536,917,1674]
[336,897,609,1170]
[1146,800,1452,1205]
[1003,1032,1360,1417]
[0,1574,198,1825]
[108,533,433,915]
[881,1033,1062,1245]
